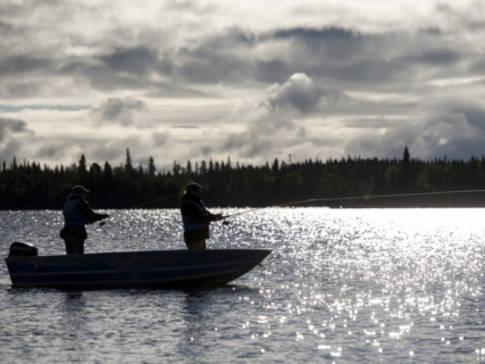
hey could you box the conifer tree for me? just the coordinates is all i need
[148,156,156,176]
[403,146,410,168]
[125,148,133,173]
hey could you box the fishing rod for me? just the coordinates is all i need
[98,192,182,226]
[128,193,182,209]
[221,188,485,220]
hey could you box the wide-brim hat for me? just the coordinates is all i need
[72,185,90,194]
[186,182,202,192]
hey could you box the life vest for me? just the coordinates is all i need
[63,194,87,227]
[181,195,210,232]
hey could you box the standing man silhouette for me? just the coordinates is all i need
[180,182,223,250]
[60,185,109,254]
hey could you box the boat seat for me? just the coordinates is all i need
[8,242,38,258]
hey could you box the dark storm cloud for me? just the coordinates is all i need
[62,39,240,92]
[258,26,443,84]
[255,25,476,88]
[98,46,159,76]
[56,43,254,91]
[171,26,366,85]
[163,27,273,85]
[2,1,484,82]
[175,29,255,84]
[176,54,250,84]
[56,48,207,96]
[0,55,52,76]
[397,49,462,66]
[169,25,468,88]
[271,26,358,40]
[263,26,367,63]
[0,18,475,97]
[196,26,256,49]
[0,117,32,140]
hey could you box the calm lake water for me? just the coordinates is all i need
[1,208,485,363]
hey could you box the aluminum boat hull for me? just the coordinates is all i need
[5,249,271,289]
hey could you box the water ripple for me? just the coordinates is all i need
[1,208,484,363]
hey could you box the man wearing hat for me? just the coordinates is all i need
[60,185,109,254]
[180,182,224,250]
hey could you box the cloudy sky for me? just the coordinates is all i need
[1,0,485,168]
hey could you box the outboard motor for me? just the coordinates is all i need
[8,242,38,258]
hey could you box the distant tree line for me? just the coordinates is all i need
[2,146,485,209]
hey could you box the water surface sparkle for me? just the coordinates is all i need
[1,208,484,363]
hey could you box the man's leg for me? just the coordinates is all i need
[186,239,206,250]
[184,231,207,250]
[64,237,85,254]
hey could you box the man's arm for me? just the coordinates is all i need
[207,212,224,222]
[182,202,223,223]
[80,199,109,224]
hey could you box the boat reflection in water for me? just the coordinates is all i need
[5,243,271,289]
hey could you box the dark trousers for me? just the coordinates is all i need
[184,230,208,250]
[185,239,206,250]
[60,226,86,254]
[64,237,85,254]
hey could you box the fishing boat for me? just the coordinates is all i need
[5,242,271,289]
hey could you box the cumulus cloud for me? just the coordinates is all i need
[0,117,35,160]
[0,9,481,93]
[265,73,320,113]
[0,117,30,139]
[2,21,468,96]
[1,1,485,165]
[217,73,322,159]
[95,97,146,126]
[345,98,485,159]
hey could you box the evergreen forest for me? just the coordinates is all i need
[2,147,485,209]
